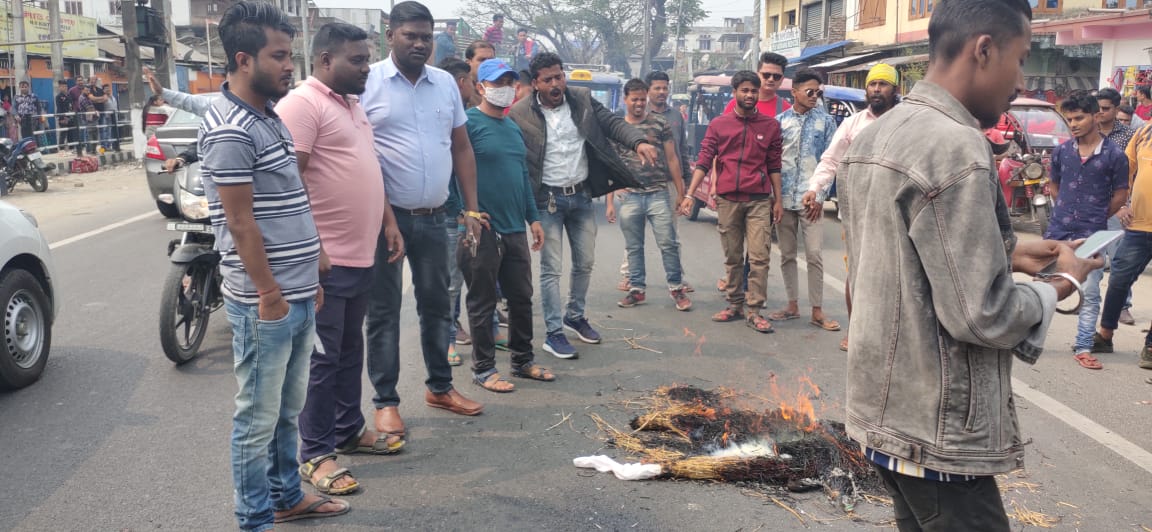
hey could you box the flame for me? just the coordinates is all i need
[767,374,823,433]
[720,420,731,446]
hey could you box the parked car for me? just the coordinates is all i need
[0,201,57,390]
[144,94,218,218]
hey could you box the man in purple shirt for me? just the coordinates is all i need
[1043,91,1129,370]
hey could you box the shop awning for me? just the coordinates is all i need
[790,41,853,65]
[811,52,881,69]
[1024,75,1099,92]
[830,53,928,74]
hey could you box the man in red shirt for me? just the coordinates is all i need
[681,71,783,333]
[723,52,792,117]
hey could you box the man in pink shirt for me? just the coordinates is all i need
[723,52,792,118]
[276,23,405,496]
[800,63,900,352]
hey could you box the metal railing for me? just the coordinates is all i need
[4,109,133,156]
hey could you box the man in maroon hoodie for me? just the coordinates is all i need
[680,70,783,333]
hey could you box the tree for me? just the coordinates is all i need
[459,0,706,75]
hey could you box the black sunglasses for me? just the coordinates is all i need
[803,88,824,98]
[760,72,784,81]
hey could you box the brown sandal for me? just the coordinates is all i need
[810,318,842,332]
[473,371,516,392]
[746,314,775,333]
[512,362,556,381]
[712,307,744,322]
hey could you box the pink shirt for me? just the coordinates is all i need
[277,77,387,268]
[808,107,881,195]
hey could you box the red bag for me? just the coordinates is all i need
[70,156,99,173]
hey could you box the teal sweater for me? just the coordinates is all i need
[464,107,539,234]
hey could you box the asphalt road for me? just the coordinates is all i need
[2,167,1152,531]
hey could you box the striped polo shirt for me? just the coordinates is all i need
[199,82,320,304]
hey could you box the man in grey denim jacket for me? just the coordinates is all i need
[838,0,1102,529]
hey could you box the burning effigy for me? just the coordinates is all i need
[586,380,882,511]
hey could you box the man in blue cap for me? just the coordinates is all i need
[460,59,551,393]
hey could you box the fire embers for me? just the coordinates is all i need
[591,384,882,511]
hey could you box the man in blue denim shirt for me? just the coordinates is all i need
[1044,92,1129,369]
[768,69,840,332]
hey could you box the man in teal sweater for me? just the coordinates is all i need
[459,59,550,393]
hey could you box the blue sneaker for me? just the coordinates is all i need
[543,332,579,359]
[563,317,602,344]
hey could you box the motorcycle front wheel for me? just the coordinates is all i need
[27,164,48,192]
[159,261,214,364]
[1035,202,1052,236]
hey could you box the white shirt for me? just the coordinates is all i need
[808,107,881,196]
[360,56,467,209]
[539,95,588,188]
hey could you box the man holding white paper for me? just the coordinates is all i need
[1043,92,1129,370]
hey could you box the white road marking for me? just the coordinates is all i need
[48,210,158,250]
[795,257,1152,475]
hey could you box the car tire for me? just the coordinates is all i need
[156,199,180,218]
[0,269,52,391]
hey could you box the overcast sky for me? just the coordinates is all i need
[311,0,752,27]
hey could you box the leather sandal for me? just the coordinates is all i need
[473,371,515,393]
[712,307,744,322]
[298,453,360,495]
[746,314,775,334]
[511,362,556,382]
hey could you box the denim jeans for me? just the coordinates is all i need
[459,228,535,373]
[1075,257,1106,352]
[366,210,454,408]
[539,190,597,335]
[1107,215,1134,310]
[224,298,316,532]
[1101,230,1152,343]
[617,189,683,291]
[446,220,464,343]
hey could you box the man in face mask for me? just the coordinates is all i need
[459,59,548,393]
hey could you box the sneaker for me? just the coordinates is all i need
[1120,309,1136,326]
[618,290,646,308]
[1140,345,1152,370]
[670,288,692,311]
[563,317,602,344]
[543,332,579,359]
[455,321,471,345]
[1091,332,1114,354]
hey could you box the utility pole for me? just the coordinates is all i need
[641,0,651,76]
[49,0,64,81]
[300,0,310,78]
[12,0,27,84]
[154,0,176,89]
[121,0,145,156]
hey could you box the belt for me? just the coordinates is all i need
[544,182,586,196]
[391,205,445,216]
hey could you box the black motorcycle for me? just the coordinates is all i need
[0,137,50,195]
[158,162,223,364]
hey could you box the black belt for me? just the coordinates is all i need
[544,182,586,196]
[391,205,445,216]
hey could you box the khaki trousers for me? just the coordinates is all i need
[716,196,774,311]
[777,209,824,307]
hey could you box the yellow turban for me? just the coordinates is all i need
[866,63,899,87]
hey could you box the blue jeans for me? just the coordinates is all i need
[224,298,316,532]
[366,210,454,408]
[1101,230,1152,343]
[1075,256,1106,352]
[539,190,597,335]
[1107,215,1134,310]
[447,220,464,343]
[618,189,683,291]
[97,111,113,149]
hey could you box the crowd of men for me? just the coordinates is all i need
[0,75,118,155]
[167,0,1152,529]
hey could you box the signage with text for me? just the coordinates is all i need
[769,27,801,59]
[0,5,99,60]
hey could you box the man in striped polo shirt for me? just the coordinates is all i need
[200,2,348,529]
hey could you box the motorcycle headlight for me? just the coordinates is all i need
[1024,162,1043,180]
[177,186,211,221]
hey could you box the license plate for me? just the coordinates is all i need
[27,152,42,161]
[167,222,209,232]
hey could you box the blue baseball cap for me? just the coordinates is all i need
[477,59,519,83]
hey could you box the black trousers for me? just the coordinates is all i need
[459,228,534,374]
[872,463,1010,532]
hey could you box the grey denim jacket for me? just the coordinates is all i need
[839,81,1058,476]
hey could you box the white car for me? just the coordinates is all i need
[0,201,56,390]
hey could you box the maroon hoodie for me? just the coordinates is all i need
[694,109,783,201]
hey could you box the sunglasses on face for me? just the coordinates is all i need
[802,88,824,98]
[760,72,784,81]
